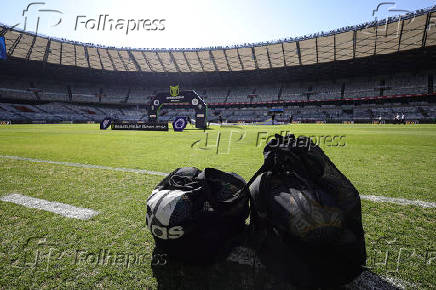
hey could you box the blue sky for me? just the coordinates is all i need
[0,0,434,49]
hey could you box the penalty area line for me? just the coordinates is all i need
[0,193,99,220]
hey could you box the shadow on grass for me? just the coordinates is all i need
[150,227,400,290]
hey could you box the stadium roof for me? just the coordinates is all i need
[1,8,435,73]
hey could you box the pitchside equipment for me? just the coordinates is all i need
[248,134,366,287]
[146,167,248,264]
[148,89,207,129]
[172,117,187,132]
[111,120,168,131]
[100,118,112,130]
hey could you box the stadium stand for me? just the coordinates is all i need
[1,72,432,104]
[0,6,435,124]
[0,98,435,123]
[0,69,435,123]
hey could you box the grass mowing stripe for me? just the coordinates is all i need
[0,193,99,220]
[0,155,168,176]
[1,154,434,209]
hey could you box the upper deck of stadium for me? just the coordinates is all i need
[1,6,435,73]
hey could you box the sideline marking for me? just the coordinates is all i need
[0,155,167,176]
[360,194,436,209]
[1,155,435,209]
[0,193,99,220]
[346,270,417,289]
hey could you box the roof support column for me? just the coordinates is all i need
[128,51,142,72]
[141,51,154,72]
[397,20,404,51]
[169,51,181,72]
[0,26,8,36]
[251,47,259,69]
[117,51,129,71]
[8,34,22,55]
[333,34,337,62]
[223,49,232,71]
[352,30,357,59]
[266,47,273,68]
[281,42,287,66]
[107,49,117,71]
[74,44,77,66]
[374,25,378,55]
[295,41,302,65]
[182,51,193,72]
[25,35,37,60]
[209,50,219,71]
[83,46,91,68]
[96,48,104,70]
[195,51,205,72]
[59,42,63,64]
[236,48,245,70]
[422,12,431,48]
[43,40,51,63]
[155,52,167,72]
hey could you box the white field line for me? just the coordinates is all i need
[0,155,168,176]
[360,195,436,209]
[0,193,99,220]
[346,270,417,289]
[1,155,435,209]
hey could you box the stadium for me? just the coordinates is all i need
[0,2,435,289]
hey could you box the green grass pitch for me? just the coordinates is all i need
[0,123,435,288]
